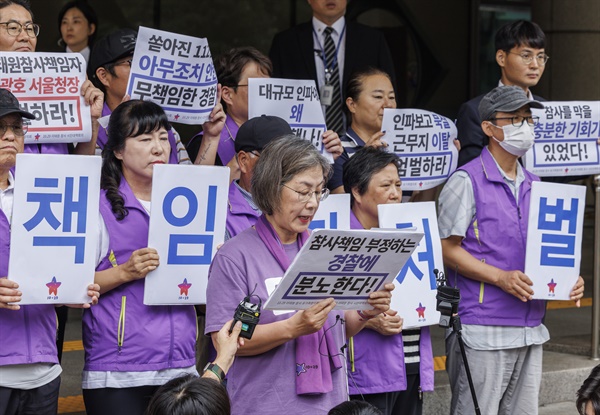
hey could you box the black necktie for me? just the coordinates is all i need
[323,26,343,134]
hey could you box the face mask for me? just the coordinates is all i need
[490,122,535,157]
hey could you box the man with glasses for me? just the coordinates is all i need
[0,0,103,157]
[438,86,585,414]
[457,20,549,167]
[225,115,294,240]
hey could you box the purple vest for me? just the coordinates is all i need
[226,180,261,239]
[0,208,58,366]
[457,147,545,326]
[348,211,434,393]
[97,102,179,164]
[82,178,197,372]
[23,142,69,155]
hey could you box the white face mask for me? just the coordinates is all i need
[490,122,535,157]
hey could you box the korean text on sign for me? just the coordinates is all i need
[8,154,100,304]
[126,27,218,125]
[144,164,229,305]
[0,52,91,144]
[525,181,585,300]
[381,108,458,191]
[248,78,333,162]
[524,101,600,177]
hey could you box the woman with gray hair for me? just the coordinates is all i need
[206,136,394,415]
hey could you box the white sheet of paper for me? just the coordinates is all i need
[381,108,458,191]
[309,194,350,230]
[525,181,585,300]
[126,26,218,125]
[144,165,229,305]
[264,228,423,310]
[248,77,333,163]
[378,202,442,328]
[9,154,100,304]
[0,52,91,144]
[523,101,600,177]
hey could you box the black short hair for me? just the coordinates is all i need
[495,20,545,53]
[577,364,600,415]
[328,401,383,415]
[58,1,98,48]
[342,146,401,207]
[0,0,34,19]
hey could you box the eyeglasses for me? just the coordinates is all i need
[0,22,40,38]
[249,151,260,158]
[488,115,540,128]
[112,59,133,68]
[0,121,28,137]
[283,184,329,203]
[509,51,550,66]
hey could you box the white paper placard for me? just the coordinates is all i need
[525,181,586,300]
[248,77,333,162]
[264,228,423,310]
[126,26,218,125]
[309,194,350,230]
[523,101,600,177]
[144,164,229,305]
[0,52,91,144]
[9,154,100,304]
[381,108,458,191]
[378,202,442,328]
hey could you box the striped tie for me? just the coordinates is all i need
[323,26,344,134]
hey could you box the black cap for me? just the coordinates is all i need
[235,115,293,153]
[479,85,544,122]
[0,89,35,119]
[88,28,137,79]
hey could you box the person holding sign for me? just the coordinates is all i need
[0,88,100,415]
[206,136,394,415]
[0,0,103,156]
[82,100,198,415]
[342,146,433,415]
[438,85,584,414]
[329,68,396,193]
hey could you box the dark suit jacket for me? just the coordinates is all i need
[269,20,396,92]
[456,92,545,167]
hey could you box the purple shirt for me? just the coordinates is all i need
[226,180,261,239]
[206,227,347,414]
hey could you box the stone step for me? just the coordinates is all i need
[423,351,598,414]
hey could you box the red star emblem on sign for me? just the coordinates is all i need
[419,182,423,187]
[46,276,61,295]
[548,279,557,294]
[34,134,40,141]
[178,278,192,296]
[174,114,180,121]
[416,302,426,318]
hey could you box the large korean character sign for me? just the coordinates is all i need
[523,101,600,177]
[144,165,229,305]
[0,52,91,144]
[126,27,218,125]
[248,78,333,162]
[525,182,586,300]
[265,229,423,310]
[381,109,458,191]
[309,194,350,230]
[8,154,100,304]
[378,202,442,328]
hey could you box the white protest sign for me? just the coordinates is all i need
[126,26,218,125]
[264,229,423,310]
[523,101,600,177]
[144,165,229,305]
[8,154,100,304]
[248,77,333,162]
[381,108,458,191]
[378,202,442,328]
[525,181,585,300]
[309,194,350,230]
[0,52,91,144]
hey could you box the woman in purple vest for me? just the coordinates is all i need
[82,100,198,415]
[342,147,434,415]
[206,136,394,415]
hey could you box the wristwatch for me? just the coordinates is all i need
[203,362,225,382]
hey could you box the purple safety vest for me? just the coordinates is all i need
[456,147,545,326]
[82,177,196,372]
[347,211,434,394]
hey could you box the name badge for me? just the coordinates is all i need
[320,84,334,106]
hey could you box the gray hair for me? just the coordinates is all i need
[252,135,331,215]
